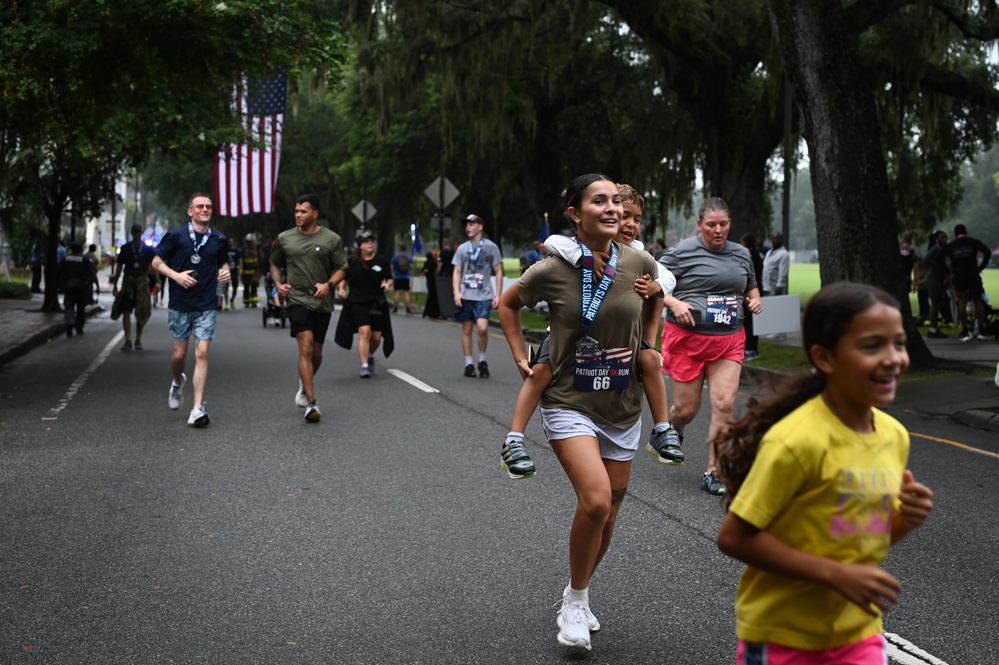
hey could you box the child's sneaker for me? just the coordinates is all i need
[646,427,684,465]
[500,437,537,479]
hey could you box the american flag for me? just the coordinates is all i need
[575,347,633,364]
[214,70,287,217]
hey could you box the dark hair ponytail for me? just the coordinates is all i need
[716,281,901,505]
[716,372,826,504]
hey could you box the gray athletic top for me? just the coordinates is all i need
[658,235,757,335]
[452,238,502,301]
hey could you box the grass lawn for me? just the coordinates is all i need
[787,263,999,313]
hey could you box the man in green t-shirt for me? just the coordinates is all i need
[269,194,348,423]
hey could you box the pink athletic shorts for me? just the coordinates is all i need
[661,322,745,382]
[736,633,887,665]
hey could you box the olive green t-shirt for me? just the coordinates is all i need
[269,226,348,313]
[517,243,659,429]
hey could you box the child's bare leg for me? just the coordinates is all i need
[501,363,552,479]
[510,363,552,433]
[640,348,670,423]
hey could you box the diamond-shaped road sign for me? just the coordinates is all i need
[351,200,377,223]
[424,176,459,209]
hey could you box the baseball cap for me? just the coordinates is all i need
[464,214,482,225]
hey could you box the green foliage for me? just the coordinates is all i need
[0,280,32,300]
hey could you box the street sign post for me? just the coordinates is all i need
[424,176,459,210]
[351,200,377,224]
[425,176,460,251]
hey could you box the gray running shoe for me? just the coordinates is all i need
[702,470,726,496]
[501,437,537,479]
[646,427,684,465]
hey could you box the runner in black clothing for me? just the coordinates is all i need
[942,224,992,341]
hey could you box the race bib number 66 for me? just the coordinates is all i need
[573,346,633,391]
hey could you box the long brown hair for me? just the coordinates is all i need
[715,282,901,505]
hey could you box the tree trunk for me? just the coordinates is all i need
[766,0,933,367]
[41,208,64,313]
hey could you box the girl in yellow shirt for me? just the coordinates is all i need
[716,282,934,664]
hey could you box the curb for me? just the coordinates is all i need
[0,304,104,367]
[741,361,999,434]
[955,409,999,433]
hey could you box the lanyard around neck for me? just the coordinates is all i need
[188,222,210,255]
[579,240,618,331]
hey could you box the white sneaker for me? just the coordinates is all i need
[168,373,187,410]
[187,403,209,428]
[295,380,308,408]
[994,361,999,389]
[304,401,321,423]
[556,598,591,650]
[563,585,600,631]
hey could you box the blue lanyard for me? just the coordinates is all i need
[467,240,482,264]
[188,222,210,255]
[579,240,618,332]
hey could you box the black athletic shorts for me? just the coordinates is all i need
[287,304,332,344]
[347,301,384,332]
[952,272,984,298]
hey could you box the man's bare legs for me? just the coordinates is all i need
[170,338,211,408]
[296,331,323,402]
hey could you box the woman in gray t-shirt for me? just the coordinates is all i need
[659,197,763,496]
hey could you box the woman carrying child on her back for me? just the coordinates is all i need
[497,183,680,481]
[499,174,662,652]
[716,281,934,664]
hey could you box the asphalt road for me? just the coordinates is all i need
[1,305,996,664]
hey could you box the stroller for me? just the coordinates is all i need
[262,271,287,328]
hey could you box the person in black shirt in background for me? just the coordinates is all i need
[943,224,992,341]
[335,229,395,378]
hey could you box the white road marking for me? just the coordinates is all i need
[885,632,950,665]
[387,368,439,393]
[42,332,124,421]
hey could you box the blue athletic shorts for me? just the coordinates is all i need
[168,309,217,341]
[455,298,492,322]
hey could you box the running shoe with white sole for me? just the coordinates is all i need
[562,585,599,631]
[295,381,308,408]
[169,373,187,410]
[187,403,209,428]
[556,598,592,650]
[305,401,321,423]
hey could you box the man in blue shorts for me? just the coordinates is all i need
[452,214,503,378]
[151,193,231,428]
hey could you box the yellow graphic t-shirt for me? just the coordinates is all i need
[729,395,909,650]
